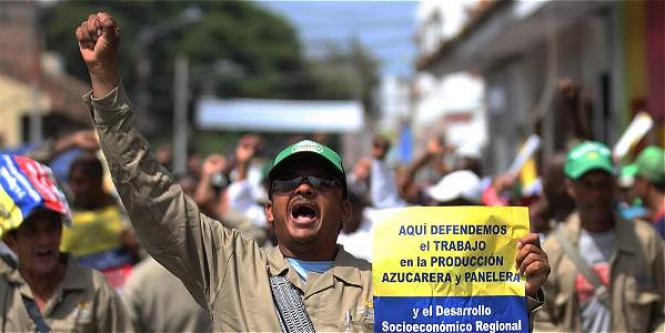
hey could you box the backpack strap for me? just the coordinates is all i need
[21,295,51,333]
[553,227,610,306]
[269,275,316,333]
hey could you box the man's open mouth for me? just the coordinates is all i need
[35,249,55,259]
[290,201,320,224]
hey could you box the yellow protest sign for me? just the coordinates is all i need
[373,206,529,333]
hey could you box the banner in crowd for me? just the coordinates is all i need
[61,205,134,290]
[373,206,529,333]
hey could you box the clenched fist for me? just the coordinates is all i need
[75,12,120,98]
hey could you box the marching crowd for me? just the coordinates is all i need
[0,11,662,333]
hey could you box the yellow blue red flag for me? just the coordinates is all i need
[0,154,71,236]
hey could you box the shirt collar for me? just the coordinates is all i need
[332,245,366,287]
[266,245,367,287]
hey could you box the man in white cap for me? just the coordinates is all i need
[426,170,482,206]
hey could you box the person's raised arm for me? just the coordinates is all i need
[194,154,227,217]
[27,130,99,163]
[233,135,260,182]
[396,136,448,201]
[76,12,231,309]
[369,136,406,208]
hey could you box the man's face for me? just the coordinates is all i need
[68,168,102,207]
[265,155,350,260]
[567,170,616,217]
[5,211,62,275]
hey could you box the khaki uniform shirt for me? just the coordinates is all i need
[122,256,212,332]
[0,254,133,332]
[86,85,542,332]
[86,85,374,332]
[534,213,665,332]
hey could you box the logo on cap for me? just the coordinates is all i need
[291,141,324,154]
[570,142,610,159]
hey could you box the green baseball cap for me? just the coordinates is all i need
[618,163,638,188]
[268,139,346,185]
[635,146,665,186]
[564,141,615,180]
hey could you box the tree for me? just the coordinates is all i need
[302,39,380,116]
[42,1,380,150]
[43,1,306,135]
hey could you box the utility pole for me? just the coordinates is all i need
[29,2,42,144]
[173,53,189,175]
[134,6,202,136]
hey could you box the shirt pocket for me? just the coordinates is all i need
[624,277,660,332]
[329,307,373,332]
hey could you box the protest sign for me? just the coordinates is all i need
[373,206,529,333]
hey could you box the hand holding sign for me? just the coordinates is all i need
[516,233,550,297]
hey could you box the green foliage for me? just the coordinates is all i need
[43,1,305,97]
[303,39,381,115]
[193,131,240,157]
[42,0,380,142]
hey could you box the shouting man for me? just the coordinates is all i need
[75,12,549,331]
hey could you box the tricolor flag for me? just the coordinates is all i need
[0,154,71,236]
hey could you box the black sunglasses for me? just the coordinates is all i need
[271,175,341,196]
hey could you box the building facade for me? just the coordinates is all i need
[0,1,90,148]
[416,0,663,173]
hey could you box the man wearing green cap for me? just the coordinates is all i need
[75,12,551,332]
[75,13,372,331]
[535,141,665,332]
[632,146,665,239]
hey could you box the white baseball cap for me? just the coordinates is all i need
[426,170,482,204]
